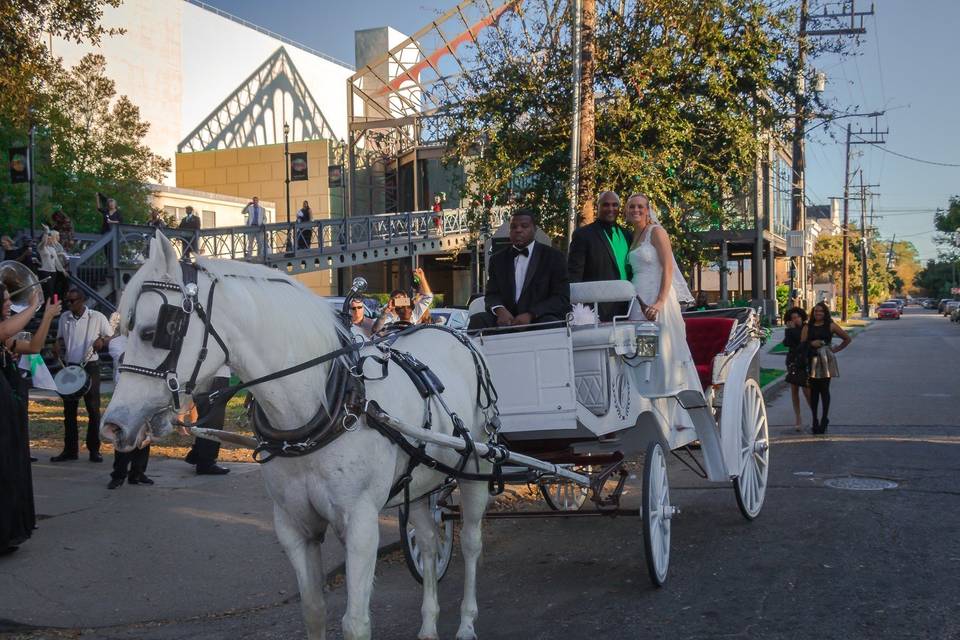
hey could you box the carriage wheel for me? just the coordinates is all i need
[733,378,770,521]
[539,465,591,511]
[399,489,455,584]
[642,441,675,587]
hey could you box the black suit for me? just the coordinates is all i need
[567,222,633,320]
[179,214,201,256]
[469,242,570,330]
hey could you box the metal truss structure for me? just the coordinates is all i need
[179,47,339,152]
[346,0,560,216]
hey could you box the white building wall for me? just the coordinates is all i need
[48,0,352,184]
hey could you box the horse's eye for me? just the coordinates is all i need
[140,328,156,342]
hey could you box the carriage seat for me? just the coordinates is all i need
[570,280,637,308]
[683,317,737,389]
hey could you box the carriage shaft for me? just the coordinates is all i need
[367,409,592,488]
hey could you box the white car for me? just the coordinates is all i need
[428,307,470,329]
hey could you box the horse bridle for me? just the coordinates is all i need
[117,261,230,411]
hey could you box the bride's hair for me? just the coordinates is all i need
[626,193,654,250]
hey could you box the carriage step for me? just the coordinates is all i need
[570,437,622,455]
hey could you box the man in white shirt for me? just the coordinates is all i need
[51,288,115,462]
[242,196,266,258]
[372,268,434,333]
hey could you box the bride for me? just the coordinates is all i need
[624,193,702,396]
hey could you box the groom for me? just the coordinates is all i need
[567,190,633,320]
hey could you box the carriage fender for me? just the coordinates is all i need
[719,339,762,476]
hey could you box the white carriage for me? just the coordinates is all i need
[401,280,770,587]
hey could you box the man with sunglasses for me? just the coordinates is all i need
[348,299,375,338]
[51,288,114,463]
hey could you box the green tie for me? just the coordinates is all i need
[606,226,629,280]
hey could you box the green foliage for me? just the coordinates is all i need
[1,54,169,233]
[438,0,801,269]
[775,284,790,314]
[913,259,958,297]
[0,0,122,127]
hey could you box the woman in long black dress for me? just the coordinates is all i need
[782,307,811,432]
[1,285,59,554]
[801,302,852,434]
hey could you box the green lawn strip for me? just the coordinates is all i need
[27,394,254,461]
[759,367,785,388]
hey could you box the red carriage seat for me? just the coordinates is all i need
[684,317,736,389]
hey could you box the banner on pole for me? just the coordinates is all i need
[951,287,960,295]
[290,152,308,181]
[328,164,343,188]
[9,146,29,183]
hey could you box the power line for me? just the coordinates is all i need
[852,134,960,167]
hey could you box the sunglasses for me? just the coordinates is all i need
[66,298,81,304]
[350,306,364,311]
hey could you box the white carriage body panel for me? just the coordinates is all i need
[717,339,761,476]
[475,327,579,434]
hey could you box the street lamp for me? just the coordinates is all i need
[283,122,291,227]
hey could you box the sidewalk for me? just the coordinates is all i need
[0,449,400,631]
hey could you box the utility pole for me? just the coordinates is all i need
[566,0,583,248]
[577,0,597,226]
[859,171,869,318]
[28,124,36,240]
[794,0,875,310]
[840,116,886,321]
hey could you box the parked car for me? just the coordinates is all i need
[428,307,470,329]
[884,299,904,313]
[876,302,901,320]
[922,298,939,309]
[951,305,960,323]
[946,300,960,319]
[939,299,953,314]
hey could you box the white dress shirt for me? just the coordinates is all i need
[513,241,535,303]
[58,307,114,364]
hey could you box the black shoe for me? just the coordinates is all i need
[89,452,103,463]
[107,477,125,490]
[128,474,154,485]
[821,418,829,433]
[184,450,198,465]
[51,452,78,462]
[30,457,37,463]
[196,464,230,476]
[811,418,823,435]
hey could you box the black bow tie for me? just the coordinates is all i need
[512,245,529,257]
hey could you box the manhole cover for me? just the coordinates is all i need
[825,477,898,491]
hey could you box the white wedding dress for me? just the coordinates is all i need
[628,224,702,397]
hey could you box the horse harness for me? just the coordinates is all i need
[117,260,509,501]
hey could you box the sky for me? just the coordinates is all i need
[204,0,960,261]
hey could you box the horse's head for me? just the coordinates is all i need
[102,231,227,452]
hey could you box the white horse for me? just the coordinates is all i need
[102,232,493,640]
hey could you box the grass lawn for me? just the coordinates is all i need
[759,367,784,388]
[28,394,256,462]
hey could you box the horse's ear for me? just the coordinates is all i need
[151,230,182,281]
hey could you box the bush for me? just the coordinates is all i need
[776,284,790,314]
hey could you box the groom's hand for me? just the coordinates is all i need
[511,313,533,326]
[494,308,514,327]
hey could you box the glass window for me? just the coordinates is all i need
[201,210,216,228]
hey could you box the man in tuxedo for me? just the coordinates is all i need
[567,191,633,320]
[468,209,570,330]
[178,205,201,257]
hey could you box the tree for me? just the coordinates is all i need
[0,0,121,125]
[438,0,799,270]
[0,54,170,232]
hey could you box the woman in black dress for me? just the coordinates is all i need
[1,286,58,554]
[801,302,851,434]
[782,307,811,432]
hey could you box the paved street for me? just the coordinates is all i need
[3,307,959,640]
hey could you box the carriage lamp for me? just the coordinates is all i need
[634,323,660,358]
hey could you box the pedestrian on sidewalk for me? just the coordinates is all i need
[782,307,812,433]
[107,332,153,489]
[801,302,851,435]
[0,287,55,554]
[183,365,231,475]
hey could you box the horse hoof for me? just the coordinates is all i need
[455,631,478,640]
